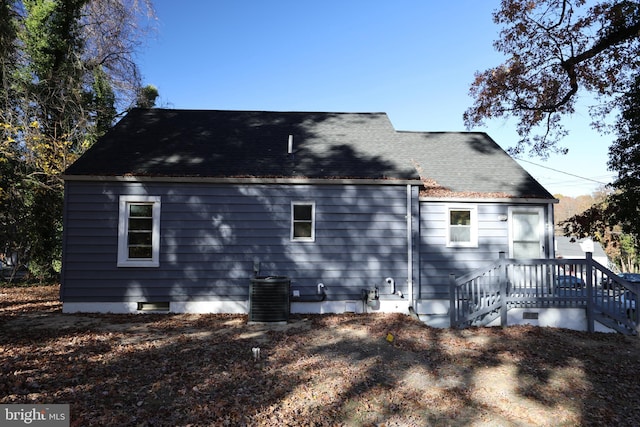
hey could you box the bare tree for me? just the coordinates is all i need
[81,0,157,111]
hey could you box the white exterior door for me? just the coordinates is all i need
[509,207,545,259]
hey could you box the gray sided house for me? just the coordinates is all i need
[61,109,556,326]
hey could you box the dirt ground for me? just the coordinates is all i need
[2,285,640,426]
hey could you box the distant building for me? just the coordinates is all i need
[555,236,610,269]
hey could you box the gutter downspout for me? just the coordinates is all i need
[547,202,555,259]
[407,185,414,308]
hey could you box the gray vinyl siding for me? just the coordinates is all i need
[61,182,412,303]
[418,202,512,299]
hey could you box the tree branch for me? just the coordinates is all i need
[548,19,640,111]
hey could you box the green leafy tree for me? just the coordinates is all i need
[618,234,639,272]
[561,72,640,271]
[21,0,88,174]
[136,84,159,108]
[0,0,156,281]
[0,153,32,282]
[90,65,118,142]
[1,1,31,281]
[606,73,640,269]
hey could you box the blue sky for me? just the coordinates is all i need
[138,0,616,197]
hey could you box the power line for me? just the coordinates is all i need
[514,157,612,185]
[543,175,614,186]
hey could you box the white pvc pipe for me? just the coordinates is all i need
[385,277,395,295]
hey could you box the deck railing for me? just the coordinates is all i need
[450,252,640,334]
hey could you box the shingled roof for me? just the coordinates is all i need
[63,108,554,199]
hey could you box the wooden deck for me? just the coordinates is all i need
[449,252,639,334]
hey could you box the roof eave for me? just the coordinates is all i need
[419,195,559,204]
[61,174,423,186]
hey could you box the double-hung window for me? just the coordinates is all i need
[446,206,478,247]
[118,195,161,267]
[291,202,315,241]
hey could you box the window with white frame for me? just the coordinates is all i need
[118,195,161,267]
[446,206,478,247]
[291,202,315,241]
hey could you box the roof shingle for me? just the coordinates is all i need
[64,108,554,199]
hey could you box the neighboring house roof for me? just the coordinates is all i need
[555,236,609,265]
[64,108,554,199]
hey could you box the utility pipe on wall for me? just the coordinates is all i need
[385,277,403,298]
[547,202,555,258]
[386,277,395,295]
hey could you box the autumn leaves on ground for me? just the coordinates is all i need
[1,285,640,426]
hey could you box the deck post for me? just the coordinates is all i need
[499,251,508,327]
[585,252,594,333]
[449,274,457,328]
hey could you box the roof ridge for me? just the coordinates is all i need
[395,130,489,136]
[134,107,388,116]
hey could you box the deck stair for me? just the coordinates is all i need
[450,252,639,335]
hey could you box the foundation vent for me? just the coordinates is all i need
[137,302,170,311]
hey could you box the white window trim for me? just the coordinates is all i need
[446,205,478,248]
[117,195,161,267]
[291,201,316,242]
